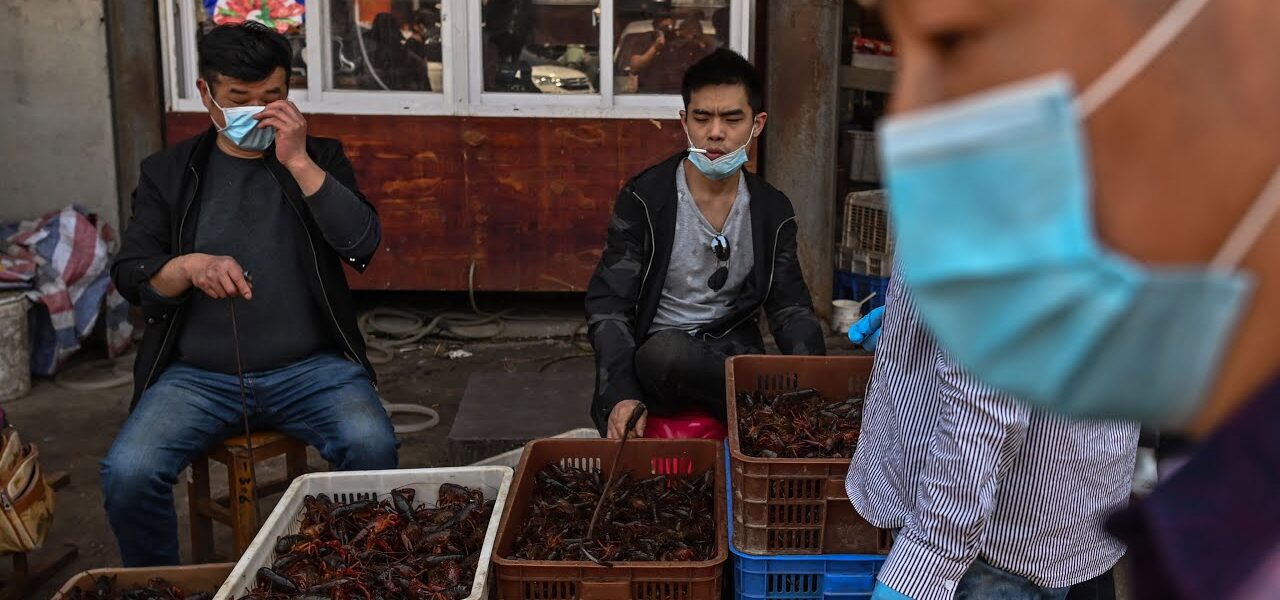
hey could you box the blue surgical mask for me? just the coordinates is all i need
[685,125,756,181]
[877,0,1280,426]
[208,93,274,152]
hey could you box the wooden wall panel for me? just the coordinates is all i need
[165,112,686,291]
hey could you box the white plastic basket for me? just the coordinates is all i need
[469,428,599,469]
[213,467,513,600]
[841,190,893,256]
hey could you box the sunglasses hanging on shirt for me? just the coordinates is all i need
[708,234,731,291]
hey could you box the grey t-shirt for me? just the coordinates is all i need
[176,147,333,373]
[649,162,754,334]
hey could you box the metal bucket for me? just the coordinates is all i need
[0,293,31,402]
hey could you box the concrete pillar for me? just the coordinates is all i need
[763,0,841,322]
[105,0,165,226]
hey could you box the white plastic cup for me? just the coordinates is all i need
[831,299,862,335]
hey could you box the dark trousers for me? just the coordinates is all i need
[633,324,764,421]
[1066,568,1117,600]
[955,559,1117,600]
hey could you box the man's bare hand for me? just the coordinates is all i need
[607,399,647,439]
[185,253,253,300]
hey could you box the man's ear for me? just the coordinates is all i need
[753,111,768,137]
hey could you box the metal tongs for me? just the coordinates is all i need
[583,403,648,567]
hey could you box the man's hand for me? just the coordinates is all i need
[256,100,310,169]
[185,253,253,300]
[848,306,885,351]
[256,100,327,196]
[607,399,647,439]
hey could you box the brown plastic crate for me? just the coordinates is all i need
[493,438,727,600]
[53,563,234,599]
[726,355,891,555]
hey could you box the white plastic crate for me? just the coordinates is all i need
[836,248,892,278]
[214,467,513,600]
[469,427,599,469]
[840,191,892,256]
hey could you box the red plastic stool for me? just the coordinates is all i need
[645,408,727,440]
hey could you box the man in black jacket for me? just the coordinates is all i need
[586,49,826,438]
[103,23,396,567]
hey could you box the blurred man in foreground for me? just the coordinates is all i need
[869,0,1280,598]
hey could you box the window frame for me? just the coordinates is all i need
[160,0,754,119]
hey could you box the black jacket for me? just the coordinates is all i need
[111,128,379,409]
[585,152,827,432]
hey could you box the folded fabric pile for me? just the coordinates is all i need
[0,206,134,376]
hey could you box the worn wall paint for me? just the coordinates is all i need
[0,1,118,230]
[166,113,687,292]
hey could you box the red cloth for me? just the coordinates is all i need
[645,408,727,440]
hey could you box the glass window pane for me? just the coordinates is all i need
[482,0,600,95]
[327,1,442,92]
[196,0,309,88]
[613,1,729,95]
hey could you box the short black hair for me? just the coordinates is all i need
[681,49,764,115]
[198,22,292,87]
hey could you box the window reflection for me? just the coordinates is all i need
[482,0,600,94]
[613,2,729,95]
[328,1,442,92]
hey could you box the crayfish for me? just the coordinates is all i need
[66,575,212,600]
[235,485,491,600]
[508,462,715,564]
[738,388,864,458]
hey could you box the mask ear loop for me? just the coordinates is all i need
[1076,0,1211,117]
[1211,168,1280,271]
[202,81,230,132]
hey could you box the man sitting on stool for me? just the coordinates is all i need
[103,22,397,567]
[586,49,826,439]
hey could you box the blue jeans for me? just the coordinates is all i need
[956,559,1072,600]
[100,354,398,566]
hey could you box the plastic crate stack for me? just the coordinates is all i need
[725,356,889,600]
[836,189,892,314]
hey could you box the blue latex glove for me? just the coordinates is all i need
[871,580,915,600]
[847,305,885,351]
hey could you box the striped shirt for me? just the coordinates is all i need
[846,272,1139,599]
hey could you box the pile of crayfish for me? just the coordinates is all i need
[509,463,715,565]
[235,483,492,600]
[66,576,211,600]
[737,388,863,458]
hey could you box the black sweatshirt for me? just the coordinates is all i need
[174,147,371,373]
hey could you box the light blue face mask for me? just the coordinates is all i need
[685,124,757,181]
[208,92,274,152]
[877,0,1280,426]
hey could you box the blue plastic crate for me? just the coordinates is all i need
[834,271,888,314]
[726,443,887,599]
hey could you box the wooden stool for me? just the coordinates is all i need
[187,431,307,563]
